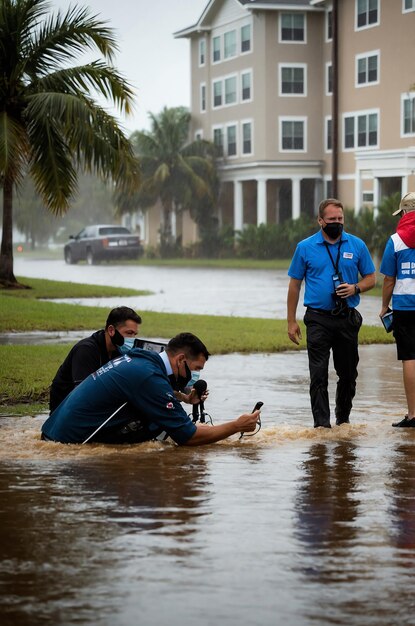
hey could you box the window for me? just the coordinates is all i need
[326,118,332,151]
[200,84,206,113]
[226,125,237,157]
[326,63,333,95]
[280,118,306,151]
[213,127,224,157]
[280,65,306,95]
[224,30,237,59]
[403,0,415,12]
[241,24,251,52]
[225,76,237,105]
[199,39,206,66]
[213,81,222,107]
[343,111,378,149]
[326,10,332,40]
[242,122,252,154]
[363,191,374,203]
[195,130,203,141]
[212,36,221,62]
[280,13,305,42]
[403,94,415,135]
[356,0,379,29]
[356,52,379,86]
[241,71,252,101]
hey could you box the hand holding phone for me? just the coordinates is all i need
[381,308,393,333]
[239,402,263,440]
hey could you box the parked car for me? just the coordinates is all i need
[63,224,143,265]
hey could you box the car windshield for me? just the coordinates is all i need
[98,227,131,236]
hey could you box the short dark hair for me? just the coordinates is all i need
[105,306,142,329]
[318,198,344,218]
[166,332,210,361]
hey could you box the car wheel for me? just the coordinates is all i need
[86,249,95,265]
[64,248,76,264]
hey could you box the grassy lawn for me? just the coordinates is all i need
[0,275,392,415]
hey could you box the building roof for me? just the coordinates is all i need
[174,0,323,38]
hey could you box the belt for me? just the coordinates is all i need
[306,307,333,316]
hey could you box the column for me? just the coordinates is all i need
[257,178,267,225]
[234,180,243,232]
[354,169,361,215]
[292,177,301,219]
[373,177,380,218]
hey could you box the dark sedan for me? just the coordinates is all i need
[64,224,143,265]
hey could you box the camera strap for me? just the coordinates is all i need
[323,239,343,273]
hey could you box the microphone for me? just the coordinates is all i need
[192,379,207,423]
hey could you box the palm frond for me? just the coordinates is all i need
[0,111,29,185]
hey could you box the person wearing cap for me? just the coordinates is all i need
[49,306,142,413]
[287,198,376,428]
[380,192,415,427]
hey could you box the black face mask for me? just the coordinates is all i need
[168,361,192,392]
[322,222,343,240]
[110,328,124,347]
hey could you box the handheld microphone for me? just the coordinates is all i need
[192,379,207,423]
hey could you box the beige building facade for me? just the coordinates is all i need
[168,0,415,242]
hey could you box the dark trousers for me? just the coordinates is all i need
[304,308,362,427]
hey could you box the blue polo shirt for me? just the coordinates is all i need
[288,230,375,310]
[41,349,197,445]
[380,234,415,310]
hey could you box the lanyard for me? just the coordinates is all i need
[323,239,343,273]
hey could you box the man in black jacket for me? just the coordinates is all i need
[49,306,142,413]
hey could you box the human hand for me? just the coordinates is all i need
[288,321,302,345]
[236,409,261,433]
[335,282,355,298]
[379,305,391,318]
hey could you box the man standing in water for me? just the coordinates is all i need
[379,192,415,427]
[286,198,376,428]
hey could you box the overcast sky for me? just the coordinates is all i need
[50,0,208,134]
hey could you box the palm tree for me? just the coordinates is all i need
[0,0,139,286]
[126,106,217,256]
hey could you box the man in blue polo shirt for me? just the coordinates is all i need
[287,198,376,428]
[380,192,415,427]
[41,332,261,445]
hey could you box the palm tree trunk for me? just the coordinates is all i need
[0,174,17,285]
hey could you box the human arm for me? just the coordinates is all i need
[380,275,396,317]
[174,388,209,404]
[335,272,376,299]
[71,343,104,385]
[287,277,302,345]
[183,409,261,446]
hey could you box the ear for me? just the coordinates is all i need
[107,325,116,337]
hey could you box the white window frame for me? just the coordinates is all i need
[403,0,415,13]
[200,83,206,113]
[355,50,380,88]
[241,119,253,156]
[224,29,237,60]
[279,116,307,153]
[212,79,223,108]
[212,125,224,158]
[325,116,332,153]
[212,35,221,63]
[212,74,239,109]
[195,129,203,141]
[342,109,379,150]
[241,23,252,54]
[241,69,253,102]
[279,63,307,97]
[199,38,206,67]
[401,92,415,137]
[224,74,238,106]
[362,191,374,203]
[326,62,332,96]
[226,122,238,158]
[279,12,307,44]
[355,0,380,31]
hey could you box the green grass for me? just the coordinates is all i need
[0,275,393,415]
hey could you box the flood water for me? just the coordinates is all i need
[2,259,414,625]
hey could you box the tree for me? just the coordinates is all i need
[126,106,217,257]
[0,0,139,286]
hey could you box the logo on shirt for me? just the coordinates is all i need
[166,402,174,409]
[343,252,353,259]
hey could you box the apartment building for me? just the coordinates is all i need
[171,0,415,238]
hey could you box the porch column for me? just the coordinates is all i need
[373,178,380,214]
[354,169,362,214]
[257,178,267,225]
[292,177,301,219]
[234,180,243,232]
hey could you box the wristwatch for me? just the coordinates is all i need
[354,284,361,294]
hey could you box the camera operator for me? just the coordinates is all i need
[287,198,376,428]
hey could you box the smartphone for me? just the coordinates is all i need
[252,401,264,412]
[332,273,344,291]
[381,309,393,333]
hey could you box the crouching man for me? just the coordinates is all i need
[41,332,260,446]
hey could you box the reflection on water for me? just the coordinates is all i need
[1,345,415,625]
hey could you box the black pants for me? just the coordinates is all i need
[304,308,362,427]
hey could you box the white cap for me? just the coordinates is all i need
[392,192,415,216]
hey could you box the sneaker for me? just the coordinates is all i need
[392,416,415,428]
[336,418,350,426]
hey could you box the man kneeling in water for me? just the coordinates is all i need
[41,332,260,446]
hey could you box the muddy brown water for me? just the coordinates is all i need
[1,344,415,626]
